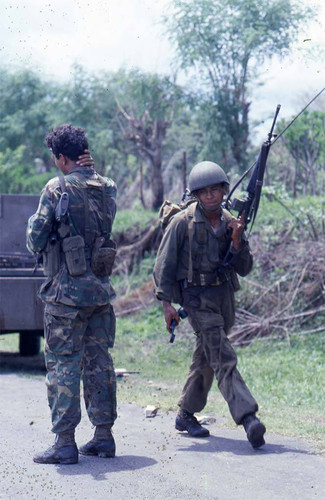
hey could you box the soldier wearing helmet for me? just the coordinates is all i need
[153,161,266,449]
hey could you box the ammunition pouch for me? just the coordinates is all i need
[62,235,87,276]
[91,237,116,277]
[43,235,61,277]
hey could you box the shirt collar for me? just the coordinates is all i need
[69,166,96,175]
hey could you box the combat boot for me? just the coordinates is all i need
[242,413,266,449]
[175,409,210,437]
[33,430,78,464]
[79,424,115,458]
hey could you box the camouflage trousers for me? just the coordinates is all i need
[43,302,117,434]
[178,285,258,424]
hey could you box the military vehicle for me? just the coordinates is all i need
[0,194,44,356]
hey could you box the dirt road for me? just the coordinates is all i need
[0,372,324,500]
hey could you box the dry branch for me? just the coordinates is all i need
[231,236,325,345]
[114,222,161,273]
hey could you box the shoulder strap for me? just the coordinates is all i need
[57,172,91,244]
[55,176,71,238]
[185,202,197,283]
[74,172,111,242]
[101,184,110,238]
[59,176,66,194]
[81,186,92,247]
[55,176,69,220]
[222,208,233,224]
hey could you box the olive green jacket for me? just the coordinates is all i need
[153,203,253,303]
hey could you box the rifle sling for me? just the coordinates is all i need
[185,203,196,283]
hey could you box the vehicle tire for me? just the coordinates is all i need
[19,332,41,356]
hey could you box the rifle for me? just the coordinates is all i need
[225,87,325,231]
[227,104,281,232]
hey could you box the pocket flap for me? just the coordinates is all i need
[62,235,85,252]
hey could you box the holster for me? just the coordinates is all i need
[43,235,61,277]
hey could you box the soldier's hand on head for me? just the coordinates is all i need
[76,149,94,167]
[228,211,245,251]
[162,301,179,332]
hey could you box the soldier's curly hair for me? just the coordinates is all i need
[45,124,88,161]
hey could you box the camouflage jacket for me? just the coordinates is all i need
[27,166,117,307]
[153,203,253,303]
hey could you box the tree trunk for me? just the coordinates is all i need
[150,149,164,210]
[182,151,187,192]
[139,157,146,208]
[230,101,250,171]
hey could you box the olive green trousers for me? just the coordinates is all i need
[178,285,258,424]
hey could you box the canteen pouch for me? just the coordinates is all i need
[91,237,117,277]
[43,236,60,277]
[62,235,87,276]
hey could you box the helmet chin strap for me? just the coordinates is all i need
[198,200,222,213]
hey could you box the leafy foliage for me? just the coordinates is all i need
[0,146,55,193]
[278,110,325,197]
[0,66,197,203]
[112,205,157,237]
[164,0,314,171]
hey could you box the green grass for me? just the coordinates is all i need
[112,205,157,237]
[111,255,156,296]
[0,333,21,352]
[252,194,324,244]
[236,333,325,449]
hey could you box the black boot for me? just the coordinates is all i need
[33,430,78,464]
[242,414,266,449]
[79,424,115,458]
[175,409,210,437]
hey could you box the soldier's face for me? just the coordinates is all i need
[197,184,223,211]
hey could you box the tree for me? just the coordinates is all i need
[279,110,325,197]
[0,69,58,167]
[0,66,200,201]
[0,146,55,193]
[115,70,183,209]
[165,0,314,171]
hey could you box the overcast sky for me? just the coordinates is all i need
[0,0,324,138]
[0,0,171,78]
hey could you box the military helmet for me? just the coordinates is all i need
[188,161,229,192]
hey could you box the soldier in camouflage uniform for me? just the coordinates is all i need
[153,161,266,449]
[27,124,117,464]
